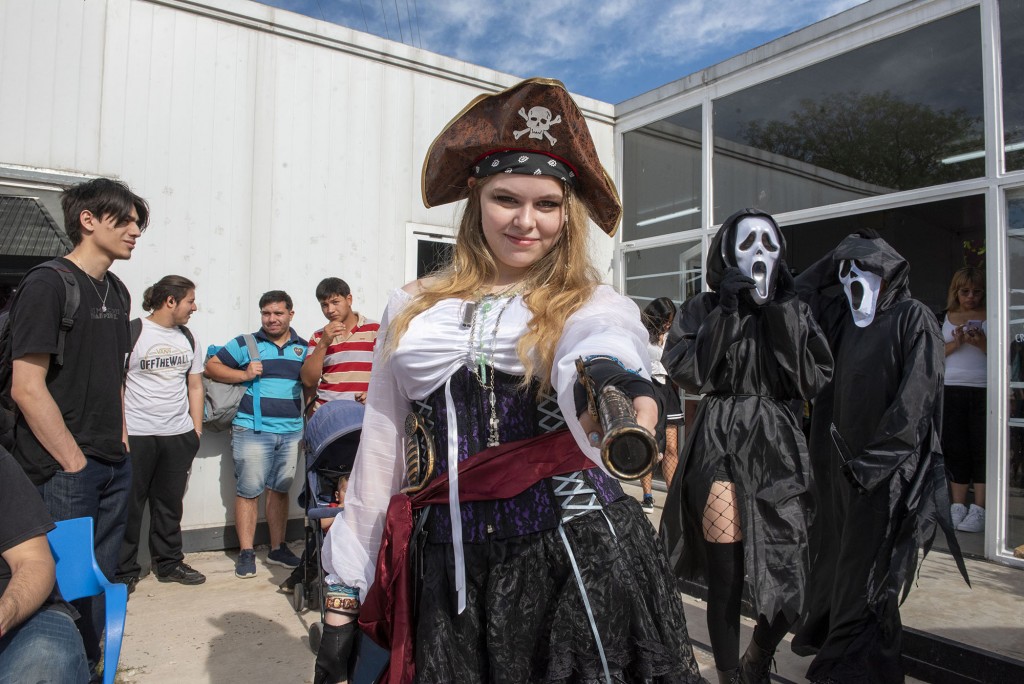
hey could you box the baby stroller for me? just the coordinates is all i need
[291,399,391,682]
[288,400,364,645]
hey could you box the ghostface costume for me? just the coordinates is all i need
[661,209,833,682]
[791,233,968,684]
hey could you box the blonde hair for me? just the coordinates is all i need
[946,266,985,312]
[386,176,600,392]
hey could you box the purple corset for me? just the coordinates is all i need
[418,367,624,543]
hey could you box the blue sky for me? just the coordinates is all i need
[257,1,868,103]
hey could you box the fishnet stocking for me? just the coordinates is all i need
[662,425,679,486]
[640,425,681,494]
[703,480,742,542]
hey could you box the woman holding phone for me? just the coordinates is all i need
[942,266,988,532]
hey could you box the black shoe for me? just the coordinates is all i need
[114,575,139,596]
[279,566,303,594]
[156,561,206,585]
[738,639,775,684]
[716,668,739,684]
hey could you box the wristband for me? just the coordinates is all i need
[325,583,361,616]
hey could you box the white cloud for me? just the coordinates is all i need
[411,1,866,85]
[259,0,868,99]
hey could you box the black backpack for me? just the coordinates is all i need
[0,260,129,436]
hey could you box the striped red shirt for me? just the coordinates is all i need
[307,313,380,406]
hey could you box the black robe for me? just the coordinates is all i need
[660,212,833,622]
[792,235,968,683]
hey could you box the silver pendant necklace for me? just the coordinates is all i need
[69,256,111,312]
[87,276,111,312]
[466,285,522,447]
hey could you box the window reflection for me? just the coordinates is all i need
[622,107,701,241]
[624,240,703,307]
[712,7,984,222]
[1001,1,1024,171]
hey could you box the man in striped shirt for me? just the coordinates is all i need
[300,278,379,411]
[205,290,307,579]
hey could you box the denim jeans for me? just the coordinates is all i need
[231,427,301,498]
[38,457,131,667]
[0,606,89,684]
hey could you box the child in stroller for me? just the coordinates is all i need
[280,400,364,636]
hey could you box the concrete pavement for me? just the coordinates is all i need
[111,482,1023,682]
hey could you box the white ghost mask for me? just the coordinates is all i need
[730,216,780,305]
[838,259,884,327]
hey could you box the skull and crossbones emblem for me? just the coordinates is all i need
[513,106,562,145]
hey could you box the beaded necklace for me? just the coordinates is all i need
[466,284,523,446]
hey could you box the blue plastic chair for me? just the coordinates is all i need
[47,517,128,684]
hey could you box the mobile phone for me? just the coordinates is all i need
[964,320,983,333]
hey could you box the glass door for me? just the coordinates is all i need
[1005,194,1024,562]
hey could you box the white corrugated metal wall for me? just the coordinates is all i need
[0,0,617,540]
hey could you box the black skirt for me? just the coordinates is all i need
[412,496,706,684]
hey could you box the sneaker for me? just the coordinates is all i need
[266,543,302,568]
[957,504,985,533]
[235,549,257,578]
[641,495,655,513]
[115,575,139,596]
[950,503,968,528]
[156,561,206,585]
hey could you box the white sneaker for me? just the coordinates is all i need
[950,503,967,528]
[957,504,985,533]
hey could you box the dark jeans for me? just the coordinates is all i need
[38,456,132,667]
[0,606,89,684]
[118,431,201,577]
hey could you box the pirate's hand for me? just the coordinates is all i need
[579,409,602,447]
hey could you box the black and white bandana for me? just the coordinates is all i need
[472,150,577,187]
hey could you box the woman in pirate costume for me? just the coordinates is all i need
[314,78,706,684]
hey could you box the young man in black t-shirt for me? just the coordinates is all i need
[0,450,88,682]
[9,177,148,672]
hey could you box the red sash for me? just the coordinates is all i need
[358,429,594,684]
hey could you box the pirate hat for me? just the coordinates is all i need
[422,78,622,235]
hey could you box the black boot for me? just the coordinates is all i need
[737,639,774,683]
[716,668,739,684]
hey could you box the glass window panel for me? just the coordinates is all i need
[1006,195,1024,558]
[621,107,701,241]
[713,8,984,222]
[624,238,703,485]
[1001,1,1024,171]
[780,195,984,315]
[416,239,453,279]
[623,239,703,309]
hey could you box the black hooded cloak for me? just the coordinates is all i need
[660,209,834,622]
[792,234,968,683]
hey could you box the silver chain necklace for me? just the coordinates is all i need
[86,276,111,312]
[466,286,522,447]
[69,257,111,312]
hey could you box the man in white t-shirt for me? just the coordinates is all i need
[116,275,206,592]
